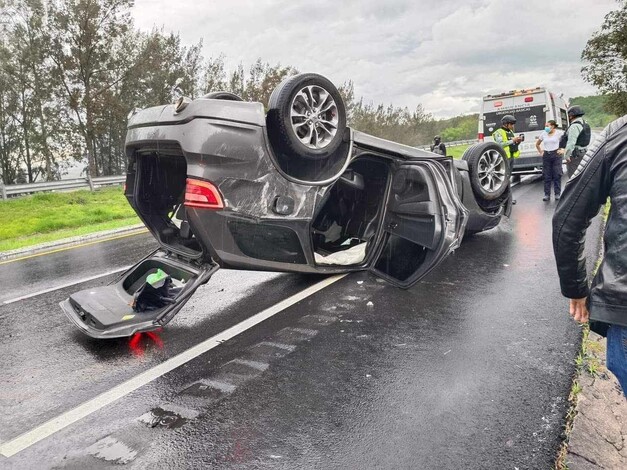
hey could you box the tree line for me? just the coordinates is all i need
[0,0,443,184]
[0,0,624,184]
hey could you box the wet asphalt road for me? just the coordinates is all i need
[0,177,604,469]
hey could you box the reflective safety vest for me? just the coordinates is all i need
[493,127,521,158]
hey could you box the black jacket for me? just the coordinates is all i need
[553,115,627,328]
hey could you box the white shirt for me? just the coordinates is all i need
[538,130,562,152]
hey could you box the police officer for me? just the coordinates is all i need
[493,115,522,203]
[430,135,446,155]
[557,106,590,177]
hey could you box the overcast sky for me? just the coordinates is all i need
[132,0,617,118]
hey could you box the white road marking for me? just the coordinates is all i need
[196,379,236,393]
[285,327,318,336]
[256,341,297,351]
[1,266,131,305]
[229,359,269,371]
[0,273,347,458]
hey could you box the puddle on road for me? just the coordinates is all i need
[86,436,138,464]
[138,407,189,429]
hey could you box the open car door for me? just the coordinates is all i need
[60,250,218,339]
[370,159,468,288]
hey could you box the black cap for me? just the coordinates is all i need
[501,115,516,125]
[567,105,585,117]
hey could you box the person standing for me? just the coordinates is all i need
[493,115,522,204]
[535,120,563,201]
[493,115,522,161]
[552,115,627,397]
[430,135,446,155]
[557,106,591,177]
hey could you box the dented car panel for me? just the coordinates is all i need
[62,73,512,338]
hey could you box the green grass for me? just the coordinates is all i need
[0,187,141,252]
[447,144,470,159]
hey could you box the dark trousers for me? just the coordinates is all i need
[542,151,562,196]
[566,149,585,177]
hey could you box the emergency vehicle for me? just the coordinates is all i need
[478,88,569,173]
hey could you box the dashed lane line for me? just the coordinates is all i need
[0,273,347,458]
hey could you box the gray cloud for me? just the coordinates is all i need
[133,0,616,117]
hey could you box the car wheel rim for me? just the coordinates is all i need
[290,85,339,150]
[477,150,506,193]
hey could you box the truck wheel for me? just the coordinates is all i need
[267,73,346,160]
[462,142,510,201]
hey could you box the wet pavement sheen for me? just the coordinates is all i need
[0,177,603,469]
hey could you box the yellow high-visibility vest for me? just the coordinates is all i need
[493,127,521,158]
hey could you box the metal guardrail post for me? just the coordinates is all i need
[0,181,6,201]
[87,174,95,192]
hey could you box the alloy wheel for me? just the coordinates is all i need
[290,85,339,149]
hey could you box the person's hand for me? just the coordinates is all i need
[513,137,522,144]
[557,148,565,156]
[569,298,589,323]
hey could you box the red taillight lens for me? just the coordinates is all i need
[478,133,484,142]
[524,96,534,102]
[494,101,503,107]
[185,178,224,209]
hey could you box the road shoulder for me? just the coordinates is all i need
[567,332,626,469]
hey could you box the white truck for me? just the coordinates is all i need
[478,87,569,173]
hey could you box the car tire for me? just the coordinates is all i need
[462,142,511,201]
[202,91,243,101]
[476,186,512,213]
[267,73,346,160]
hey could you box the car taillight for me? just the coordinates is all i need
[478,133,484,142]
[185,178,224,209]
[494,101,503,107]
[524,96,534,102]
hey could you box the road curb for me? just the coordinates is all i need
[0,224,148,262]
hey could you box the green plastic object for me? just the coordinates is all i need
[146,268,168,287]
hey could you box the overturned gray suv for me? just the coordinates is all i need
[61,73,513,339]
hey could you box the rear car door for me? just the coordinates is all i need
[60,250,218,339]
[370,159,468,288]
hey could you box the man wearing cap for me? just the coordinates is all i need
[493,114,522,203]
[558,106,591,177]
[430,135,446,155]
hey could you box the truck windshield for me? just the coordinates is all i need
[482,105,545,135]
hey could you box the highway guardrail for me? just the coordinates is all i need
[0,175,125,200]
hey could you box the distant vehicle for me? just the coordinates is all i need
[478,88,569,173]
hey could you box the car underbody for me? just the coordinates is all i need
[61,73,513,339]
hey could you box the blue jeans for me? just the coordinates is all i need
[606,324,627,397]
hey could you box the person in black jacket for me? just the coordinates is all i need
[552,115,627,396]
[430,135,446,155]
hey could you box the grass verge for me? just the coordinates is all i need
[0,187,140,252]
[555,326,602,470]
[447,144,470,159]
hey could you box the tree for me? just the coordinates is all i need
[581,0,627,115]
[47,0,137,177]
[2,0,63,182]
[241,59,297,107]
